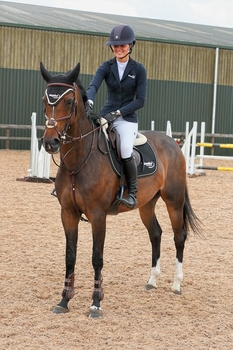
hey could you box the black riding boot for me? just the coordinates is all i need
[121,156,138,209]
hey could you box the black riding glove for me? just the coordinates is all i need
[104,110,121,123]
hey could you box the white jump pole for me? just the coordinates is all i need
[29,112,51,179]
[189,121,197,175]
[29,112,39,177]
[166,120,172,137]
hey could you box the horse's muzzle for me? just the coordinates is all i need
[41,136,60,154]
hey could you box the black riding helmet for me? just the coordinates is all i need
[106,25,136,54]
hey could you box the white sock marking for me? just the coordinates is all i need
[147,259,161,288]
[171,258,183,292]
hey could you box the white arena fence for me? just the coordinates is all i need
[181,121,233,175]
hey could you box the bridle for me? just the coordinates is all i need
[44,82,78,144]
[44,82,106,145]
[43,82,104,173]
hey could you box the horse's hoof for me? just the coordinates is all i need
[53,305,69,314]
[88,306,103,318]
[145,283,157,291]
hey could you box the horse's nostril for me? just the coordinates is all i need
[43,138,60,154]
[53,138,60,146]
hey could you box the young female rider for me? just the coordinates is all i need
[87,25,147,209]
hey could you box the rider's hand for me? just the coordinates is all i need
[105,110,121,122]
[86,100,93,117]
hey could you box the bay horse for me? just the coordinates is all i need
[40,62,201,318]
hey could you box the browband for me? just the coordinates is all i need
[47,82,75,89]
[45,87,75,106]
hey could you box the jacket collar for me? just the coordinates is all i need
[110,57,135,82]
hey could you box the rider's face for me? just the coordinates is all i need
[112,44,131,62]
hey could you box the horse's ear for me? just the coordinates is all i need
[40,62,53,82]
[66,63,80,83]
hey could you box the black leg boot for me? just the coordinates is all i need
[121,156,138,209]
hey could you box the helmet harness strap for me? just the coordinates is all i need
[110,44,133,59]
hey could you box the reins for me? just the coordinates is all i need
[51,120,99,175]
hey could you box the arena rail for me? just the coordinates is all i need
[0,123,44,149]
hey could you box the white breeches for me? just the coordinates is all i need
[113,117,138,159]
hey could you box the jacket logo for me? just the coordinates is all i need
[128,74,136,79]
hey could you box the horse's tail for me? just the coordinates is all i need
[183,185,202,236]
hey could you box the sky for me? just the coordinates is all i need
[2,0,233,29]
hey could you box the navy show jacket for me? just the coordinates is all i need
[87,57,147,122]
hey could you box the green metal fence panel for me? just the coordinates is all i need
[0,68,45,149]
[139,79,213,132]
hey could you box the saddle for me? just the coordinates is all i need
[101,117,148,166]
[100,118,157,178]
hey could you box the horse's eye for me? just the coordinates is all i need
[66,99,73,107]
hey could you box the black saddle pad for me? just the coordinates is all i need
[108,140,157,178]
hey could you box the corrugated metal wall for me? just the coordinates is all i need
[140,41,215,83]
[0,26,110,73]
[1,26,233,152]
[1,26,217,81]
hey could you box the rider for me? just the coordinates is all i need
[87,24,147,209]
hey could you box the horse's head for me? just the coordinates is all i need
[40,62,81,154]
